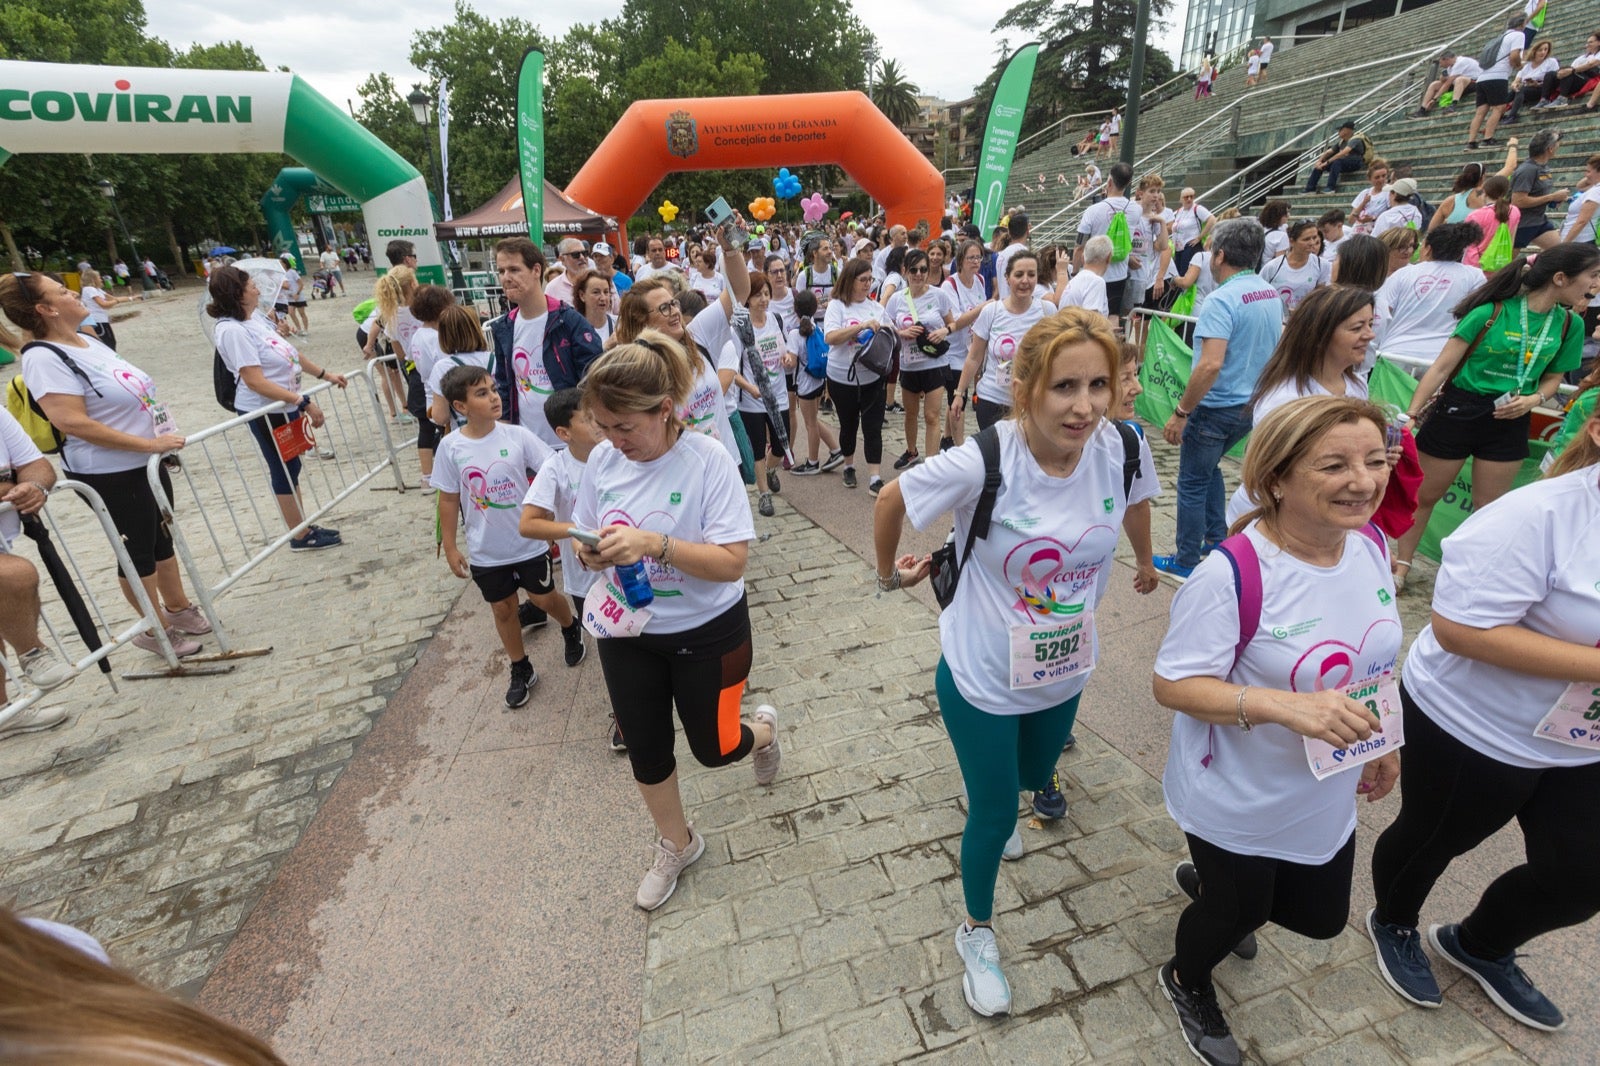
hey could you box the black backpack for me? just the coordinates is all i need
[212,349,237,412]
[927,421,1144,610]
[1477,30,1509,71]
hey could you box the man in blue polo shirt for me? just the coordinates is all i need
[1155,219,1284,577]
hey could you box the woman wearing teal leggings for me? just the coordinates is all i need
[873,308,1153,1017]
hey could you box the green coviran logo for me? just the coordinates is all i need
[1377,588,1392,605]
[0,81,251,124]
[669,492,682,504]
[377,227,430,238]
[1102,497,1114,513]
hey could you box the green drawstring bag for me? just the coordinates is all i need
[1438,90,1455,108]
[1481,222,1514,272]
[1171,284,1196,316]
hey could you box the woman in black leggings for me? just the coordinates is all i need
[1367,411,1600,1032]
[573,332,780,912]
[821,258,887,494]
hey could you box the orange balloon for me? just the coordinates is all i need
[748,196,776,221]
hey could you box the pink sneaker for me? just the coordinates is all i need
[164,604,213,636]
[132,627,202,657]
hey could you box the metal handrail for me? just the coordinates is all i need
[1199,0,1522,211]
[1015,72,1197,153]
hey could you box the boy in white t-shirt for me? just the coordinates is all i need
[435,366,585,709]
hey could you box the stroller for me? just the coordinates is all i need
[312,270,338,299]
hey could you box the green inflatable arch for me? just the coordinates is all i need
[0,60,444,283]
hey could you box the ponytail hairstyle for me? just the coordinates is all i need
[374,265,418,333]
[1482,175,1513,224]
[1453,241,1600,319]
[0,271,50,348]
[1451,162,1485,194]
[792,289,818,338]
[1549,407,1600,477]
[582,329,697,434]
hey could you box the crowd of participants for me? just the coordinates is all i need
[3,146,1600,1062]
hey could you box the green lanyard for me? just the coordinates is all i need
[1516,297,1557,394]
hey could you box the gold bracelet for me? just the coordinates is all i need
[1236,686,1253,732]
[659,533,672,567]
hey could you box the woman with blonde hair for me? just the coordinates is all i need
[873,307,1157,1018]
[77,268,127,349]
[573,332,777,912]
[362,265,419,425]
[1155,396,1401,1065]
[0,907,287,1064]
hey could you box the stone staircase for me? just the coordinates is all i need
[1012,0,1575,241]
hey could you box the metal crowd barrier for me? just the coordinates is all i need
[0,480,231,731]
[144,354,419,658]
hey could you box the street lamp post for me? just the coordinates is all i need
[863,42,881,218]
[96,180,152,292]
[407,85,465,289]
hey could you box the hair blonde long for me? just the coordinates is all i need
[1232,395,1389,534]
[374,265,417,334]
[582,328,697,433]
[1549,408,1600,477]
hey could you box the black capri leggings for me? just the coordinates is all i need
[1371,684,1600,958]
[974,397,1010,431]
[70,464,175,580]
[826,378,885,465]
[738,407,792,462]
[596,596,754,786]
[1175,832,1355,991]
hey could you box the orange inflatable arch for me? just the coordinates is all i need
[565,91,944,236]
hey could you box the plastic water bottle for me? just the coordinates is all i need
[856,327,874,345]
[1386,411,1411,450]
[615,561,655,609]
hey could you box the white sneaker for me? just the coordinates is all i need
[636,827,705,911]
[1002,826,1023,861]
[18,647,74,691]
[955,923,1011,1016]
[752,705,781,784]
[0,704,68,741]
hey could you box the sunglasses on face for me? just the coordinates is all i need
[906,267,929,275]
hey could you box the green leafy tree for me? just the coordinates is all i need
[871,58,921,128]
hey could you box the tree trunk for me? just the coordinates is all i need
[105,226,119,269]
[164,215,186,276]
[0,221,24,272]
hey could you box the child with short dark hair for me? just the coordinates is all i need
[435,365,585,708]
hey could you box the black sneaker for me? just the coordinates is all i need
[842,466,858,489]
[1175,862,1259,960]
[518,601,548,629]
[886,401,904,413]
[609,713,627,751]
[758,492,775,517]
[1158,961,1241,1066]
[820,450,846,472]
[1367,908,1441,1008]
[766,467,781,492]
[1032,772,1067,819]
[792,460,821,476]
[1430,922,1564,1030]
[505,658,537,708]
[820,398,834,414]
[939,435,955,452]
[1062,732,1077,751]
[867,476,884,497]
[561,621,586,667]
[892,449,918,470]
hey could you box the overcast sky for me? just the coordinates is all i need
[144,1,1184,113]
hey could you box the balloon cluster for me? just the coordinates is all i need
[748,197,776,221]
[657,200,679,223]
[773,168,802,200]
[801,192,829,224]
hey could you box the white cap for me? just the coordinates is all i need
[592,241,613,257]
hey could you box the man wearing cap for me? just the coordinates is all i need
[1416,50,1481,115]
[592,241,627,308]
[1305,122,1369,193]
[545,237,592,306]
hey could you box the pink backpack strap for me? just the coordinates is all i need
[1213,533,1262,672]
[1357,521,1387,561]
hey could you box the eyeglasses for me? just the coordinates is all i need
[906,267,929,275]
[564,252,588,260]
[648,298,681,316]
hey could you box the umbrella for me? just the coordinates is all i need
[197,256,287,345]
[731,308,795,469]
[210,246,237,256]
[840,212,854,220]
[20,513,110,675]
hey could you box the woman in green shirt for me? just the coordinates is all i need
[1395,243,1600,588]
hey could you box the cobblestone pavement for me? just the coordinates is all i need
[0,278,458,994]
[1,286,1587,1064]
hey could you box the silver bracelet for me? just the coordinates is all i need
[875,569,902,592]
[1236,686,1253,732]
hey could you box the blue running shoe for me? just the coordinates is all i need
[1032,772,1067,819]
[1430,923,1565,1030]
[1153,554,1195,579]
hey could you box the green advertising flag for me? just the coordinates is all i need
[516,48,546,243]
[971,43,1039,236]
[1136,318,1246,459]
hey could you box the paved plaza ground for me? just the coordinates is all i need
[1,282,1594,1063]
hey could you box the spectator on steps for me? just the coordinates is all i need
[1465,15,1525,149]
[1259,36,1275,81]
[1259,200,1292,264]
[1464,175,1522,267]
[1372,178,1424,237]
[1350,161,1392,233]
[1417,49,1482,115]
[1505,40,1560,121]
[1512,128,1569,249]
[1306,122,1370,193]
[1429,151,1519,230]
[1536,32,1600,109]
[1246,49,1262,88]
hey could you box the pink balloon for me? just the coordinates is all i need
[801,192,829,223]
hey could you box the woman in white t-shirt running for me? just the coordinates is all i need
[1153,396,1401,1065]
[1365,413,1600,1030]
[874,308,1154,1018]
[949,251,1048,434]
[573,335,777,912]
[2,273,211,657]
